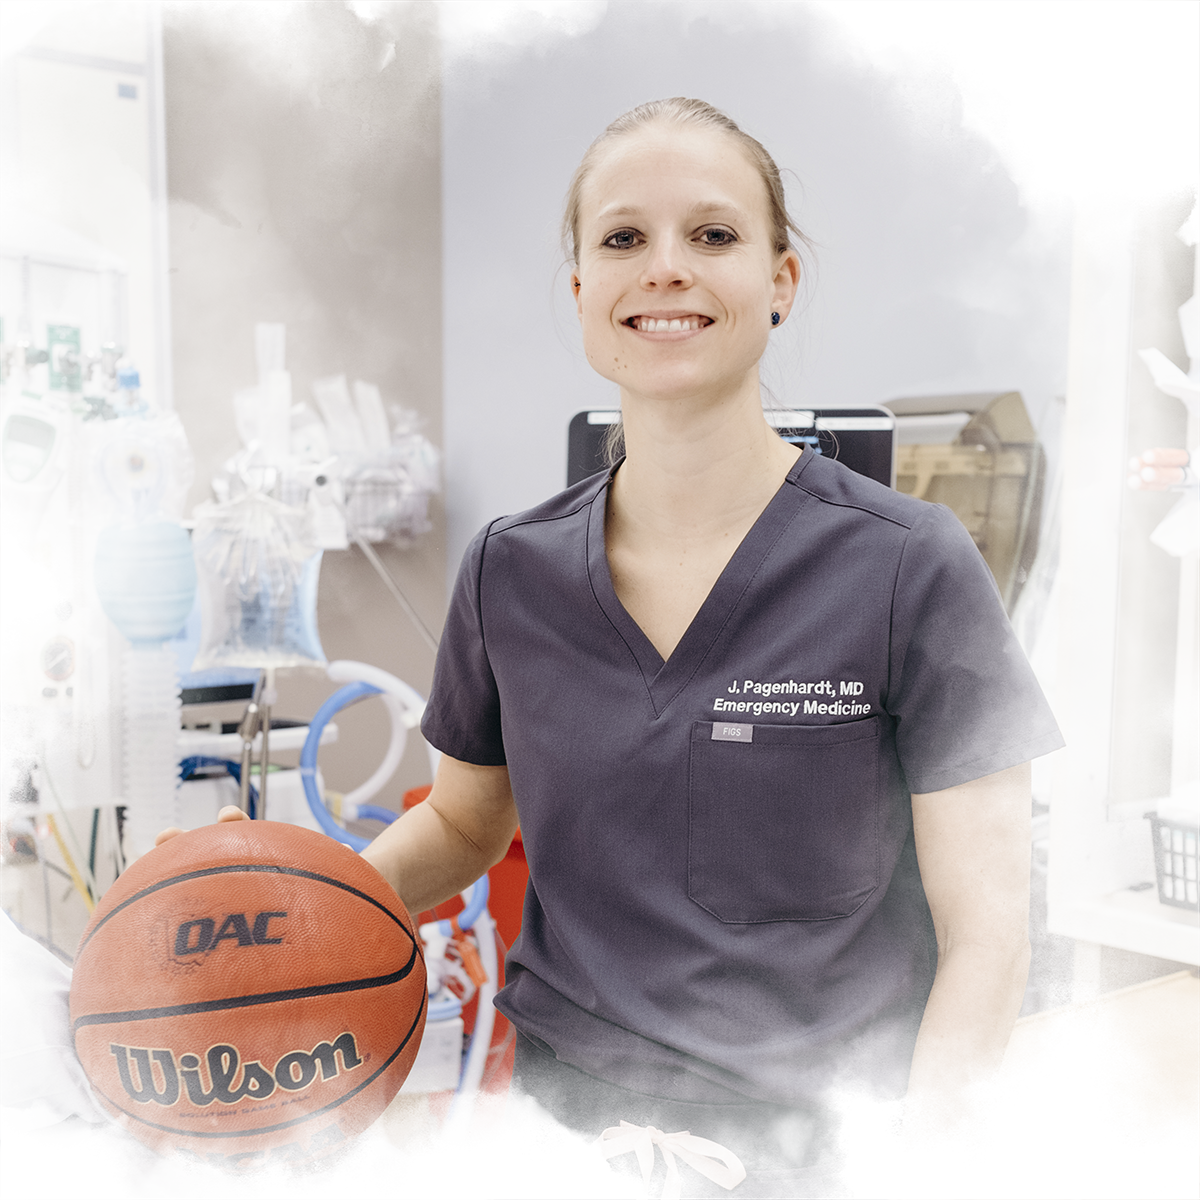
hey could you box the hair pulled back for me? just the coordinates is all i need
[561,97,811,265]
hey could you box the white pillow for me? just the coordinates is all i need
[0,907,115,1132]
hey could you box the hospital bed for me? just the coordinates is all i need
[0,907,460,1200]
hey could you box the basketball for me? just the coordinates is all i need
[69,820,426,1167]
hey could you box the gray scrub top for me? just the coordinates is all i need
[421,449,1063,1108]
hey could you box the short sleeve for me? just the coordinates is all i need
[420,525,507,766]
[886,504,1063,793]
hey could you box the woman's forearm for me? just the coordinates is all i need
[359,756,519,913]
[873,936,1032,1200]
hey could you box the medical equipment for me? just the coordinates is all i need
[568,406,896,488]
[0,578,81,700]
[0,388,69,552]
[191,488,326,672]
[93,420,198,854]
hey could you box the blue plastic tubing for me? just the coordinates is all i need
[298,681,489,930]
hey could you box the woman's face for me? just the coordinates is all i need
[572,123,799,408]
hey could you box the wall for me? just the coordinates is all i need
[439,1,1074,578]
[0,2,165,401]
[164,2,444,806]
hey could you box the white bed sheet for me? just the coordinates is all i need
[1,1108,463,1195]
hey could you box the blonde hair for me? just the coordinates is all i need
[562,97,811,264]
[562,98,813,466]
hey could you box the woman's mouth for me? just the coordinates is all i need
[625,315,713,333]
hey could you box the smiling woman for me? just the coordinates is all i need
[218,98,1064,1193]
[345,97,1064,1193]
[562,97,814,468]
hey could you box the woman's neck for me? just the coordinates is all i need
[610,377,800,541]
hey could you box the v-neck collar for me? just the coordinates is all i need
[585,450,815,717]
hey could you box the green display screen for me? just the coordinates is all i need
[8,412,53,451]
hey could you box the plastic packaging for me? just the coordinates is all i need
[353,380,391,449]
[191,489,326,669]
[311,374,367,460]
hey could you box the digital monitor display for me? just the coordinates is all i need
[7,415,52,448]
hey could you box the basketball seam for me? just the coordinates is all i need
[88,987,428,1140]
[71,949,420,1033]
[77,864,415,955]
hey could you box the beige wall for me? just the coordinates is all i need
[164,2,444,808]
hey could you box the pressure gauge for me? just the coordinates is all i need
[41,636,75,682]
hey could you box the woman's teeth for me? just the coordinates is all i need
[634,316,705,333]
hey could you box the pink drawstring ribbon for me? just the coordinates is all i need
[588,1113,744,1200]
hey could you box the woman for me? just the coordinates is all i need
[194,98,1062,1190]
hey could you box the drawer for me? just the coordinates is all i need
[950,1108,1195,1195]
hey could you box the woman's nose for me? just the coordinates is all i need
[639,235,692,290]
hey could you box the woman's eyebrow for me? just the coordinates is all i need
[594,201,749,224]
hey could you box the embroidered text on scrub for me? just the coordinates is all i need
[598,1121,746,1200]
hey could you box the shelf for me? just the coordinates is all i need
[1053,886,1200,965]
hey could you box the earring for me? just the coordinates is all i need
[771,312,781,326]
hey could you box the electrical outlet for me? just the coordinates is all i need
[0,878,21,921]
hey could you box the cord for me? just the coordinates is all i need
[179,755,259,819]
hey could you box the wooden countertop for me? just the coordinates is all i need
[988,964,1200,1180]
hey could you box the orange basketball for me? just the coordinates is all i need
[69,821,426,1168]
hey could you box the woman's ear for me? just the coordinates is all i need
[770,249,801,323]
[571,272,583,318]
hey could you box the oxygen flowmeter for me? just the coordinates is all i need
[0,391,68,554]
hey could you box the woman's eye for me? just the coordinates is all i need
[602,229,641,250]
[698,227,737,247]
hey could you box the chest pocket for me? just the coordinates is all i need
[687,718,881,923]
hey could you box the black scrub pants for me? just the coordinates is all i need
[512,1032,848,1199]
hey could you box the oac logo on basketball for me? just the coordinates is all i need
[172,911,288,954]
[110,1032,363,1107]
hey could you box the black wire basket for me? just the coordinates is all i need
[1147,813,1199,911]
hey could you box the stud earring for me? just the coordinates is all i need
[771,312,781,326]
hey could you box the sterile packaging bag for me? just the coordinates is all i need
[191,490,326,669]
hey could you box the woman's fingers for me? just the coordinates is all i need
[154,806,251,846]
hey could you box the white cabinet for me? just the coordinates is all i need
[1047,201,1199,968]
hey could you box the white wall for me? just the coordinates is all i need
[439,1,1074,579]
[0,4,167,404]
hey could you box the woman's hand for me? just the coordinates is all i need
[154,805,251,847]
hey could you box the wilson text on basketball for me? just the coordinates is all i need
[109,1033,362,1106]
